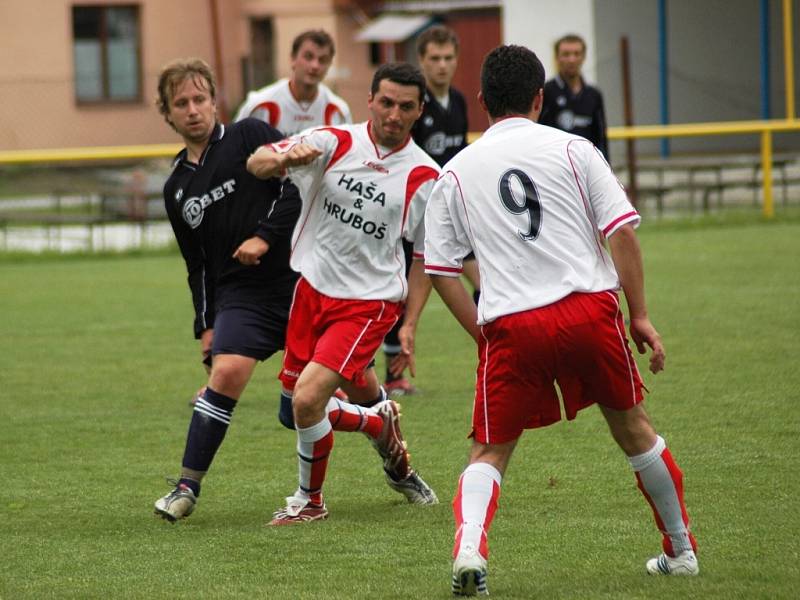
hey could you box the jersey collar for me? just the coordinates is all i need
[484,116,534,137]
[173,122,226,168]
[366,120,412,160]
[555,74,586,95]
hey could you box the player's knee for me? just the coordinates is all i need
[278,391,295,429]
[209,361,248,392]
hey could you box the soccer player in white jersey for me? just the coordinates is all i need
[247,62,441,525]
[234,29,351,136]
[234,28,357,427]
[424,45,699,595]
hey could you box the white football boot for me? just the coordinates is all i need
[154,481,196,522]
[646,550,699,575]
[452,543,489,596]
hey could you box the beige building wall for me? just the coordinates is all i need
[332,11,374,123]
[0,0,247,150]
[0,0,375,151]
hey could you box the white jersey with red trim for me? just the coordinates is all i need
[424,117,639,324]
[272,121,440,301]
[234,79,351,136]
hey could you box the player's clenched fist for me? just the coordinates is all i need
[247,143,321,179]
[233,236,270,265]
[284,143,322,166]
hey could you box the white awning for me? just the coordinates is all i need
[355,14,433,42]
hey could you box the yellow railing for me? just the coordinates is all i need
[0,143,182,164]
[2,118,799,218]
[608,119,800,218]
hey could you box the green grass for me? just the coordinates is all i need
[2,217,799,598]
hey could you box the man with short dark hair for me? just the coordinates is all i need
[247,62,441,525]
[154,59,431,524]
[413,25,468,166]
[380,25,476,397]
[425,45,698,595]
[540,33,609,160]
[235,29,351,135]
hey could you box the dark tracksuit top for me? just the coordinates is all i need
[540,75,609,161]
[412,86,469,168]
[163,119,300,338]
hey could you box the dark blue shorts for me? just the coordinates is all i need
[211,303,289,361]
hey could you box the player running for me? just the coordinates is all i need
[234,28,358,423]
[424,45,698,595]
[152,58,434,524]
[247,62,441,524]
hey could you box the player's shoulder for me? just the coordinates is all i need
[228,117,284,146]
[584,82,605,100]
[437,141,478,178]
[249,78,289,99]
[457,119,568,159]
[238,79,289,110]
[543,78,562,93]
[318,82,351,110]
[297,122,357,152]
[235,79,290,121]
[308,121,359,137]
[449,86,467,103]
[405,138,442,171]
[534,122,597,156]
[231,115,280,134]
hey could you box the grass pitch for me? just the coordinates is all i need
[1,216,799,599]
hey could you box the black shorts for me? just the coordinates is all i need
[211,303,289,361]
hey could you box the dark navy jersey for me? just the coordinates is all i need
[163,119,300,338]
[540,76,609,161]
[412,86,468,167]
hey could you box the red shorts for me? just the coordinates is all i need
[280,277,403,390]
[473,291,644,444]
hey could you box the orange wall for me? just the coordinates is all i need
[0,0,376,150]
[0,0,244,150]
[0,0,483,151]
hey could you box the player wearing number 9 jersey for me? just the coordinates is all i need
[425,45,698,596]
[424,121,634,325]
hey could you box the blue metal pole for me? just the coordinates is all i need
[760,0,771,119]
[658,0,670,157]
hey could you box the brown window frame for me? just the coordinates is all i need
[72,4,143,105]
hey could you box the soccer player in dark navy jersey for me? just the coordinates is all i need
[152,58,302,521]
[163,105,300,337]
[381,25,478,397]
[411,27,468,167]
[540,33,609,161]
[152,59,435,522]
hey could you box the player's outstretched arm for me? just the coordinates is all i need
[607,224,665,374]
[247,143,322,179]
[430,275,480,343]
